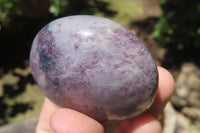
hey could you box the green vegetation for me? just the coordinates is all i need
[154,0,200,50]
[0,0,18,19]
[0,0,141,29]
[0,0,20,30]
[49,0,68,16]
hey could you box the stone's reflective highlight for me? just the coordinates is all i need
[30,15,158,122]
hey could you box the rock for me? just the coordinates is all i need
[170,62,200,133]
[182,107,200,120]
[188,91,200,107]
[176,111,200,133]
[162,102,177,133]
[171,62,200,108]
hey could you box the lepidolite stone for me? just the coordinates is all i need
[30,15,158,122]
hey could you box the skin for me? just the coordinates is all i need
[36,66,174,133]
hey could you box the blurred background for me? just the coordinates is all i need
[0,0,200,132]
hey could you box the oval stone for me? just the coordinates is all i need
[30,15,158,122]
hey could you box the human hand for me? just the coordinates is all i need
[36,66,174,133]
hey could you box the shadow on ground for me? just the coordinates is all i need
[161,46,200,70]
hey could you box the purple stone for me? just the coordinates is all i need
[30,15,158,122]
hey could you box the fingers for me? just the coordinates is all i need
[37,98,104,133]
[112,112,162,133]
[148,66,175,116]
[50,108,104,133]
[36,98,61,133]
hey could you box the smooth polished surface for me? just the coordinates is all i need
[30,15,158,122]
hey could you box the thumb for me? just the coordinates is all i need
[50,108,104,133]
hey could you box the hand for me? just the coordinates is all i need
[36,66,174,133]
